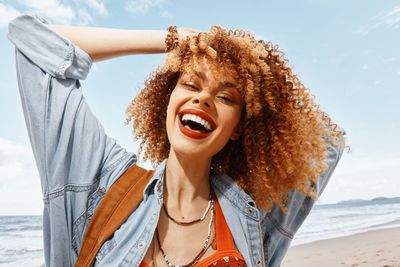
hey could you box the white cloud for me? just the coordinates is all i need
[0,138,42,215]
[37,5,75,24]
[77,8,94,25]
[125,0,165,14]
[13,0,110,25]
[355,5,400,36]
[0,3,21,27]
[318,153,400,204]
[2,0,108,26]
[83,0,109,15]
[71,0,109,16]
[334,155,400,176]
[383,6,400,28]
[18,0,57,9]
[0,139,32,179]
[17,0,76,24]
[161,10,173,19]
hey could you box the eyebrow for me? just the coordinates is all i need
[194,71,207,81]
[194,71,237,89]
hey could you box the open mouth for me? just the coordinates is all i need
[179,114,213,134]
[177,109,216,139]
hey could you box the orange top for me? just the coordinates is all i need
[139,193,247,267]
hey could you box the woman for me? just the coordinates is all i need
[8,13,345,267]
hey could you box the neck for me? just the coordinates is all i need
[164,148,212,215]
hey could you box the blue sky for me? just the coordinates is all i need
[0,0,399,215]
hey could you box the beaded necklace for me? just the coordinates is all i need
[151,170,216,267]
[162,193,213,225]
[155,200,215,267]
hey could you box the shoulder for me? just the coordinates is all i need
[211,173,260,220]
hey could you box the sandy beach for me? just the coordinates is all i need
[282,227,400,267]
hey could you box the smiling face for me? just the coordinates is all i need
[166,57,244,160]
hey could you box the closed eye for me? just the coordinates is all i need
[182,82,235,104]
[182,82,198,91]
[218,95,234,104]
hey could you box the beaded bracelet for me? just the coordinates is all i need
[165,25,179,52]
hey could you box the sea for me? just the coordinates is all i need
[1,197,399,266]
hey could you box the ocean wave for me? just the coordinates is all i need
[329,210,394,219]
[0,258,14,264]
[1,248,43,256]
[364,218,400,229]
[0,246,44,267]
[0,216,42,225]
[291,201,400,246]
[0,233,42,239]
[0,225,42,232]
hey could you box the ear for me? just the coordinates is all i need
[230,124,242,141]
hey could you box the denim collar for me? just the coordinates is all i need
[142,158,261,220]
[142,159,167,202]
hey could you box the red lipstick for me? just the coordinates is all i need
[178,115,213,139]
[178,109,217,130]
[177,109,217,139]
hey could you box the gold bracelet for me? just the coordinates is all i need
[165,25,179,52]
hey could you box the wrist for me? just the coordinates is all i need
[165,25,179,52]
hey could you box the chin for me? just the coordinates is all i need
[168,135,223,163]
[169,136,213,160]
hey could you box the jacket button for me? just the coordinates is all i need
[256,259,262,266]
[247,207,254,213]
[137,240,145,249]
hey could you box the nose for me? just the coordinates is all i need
[192,91,214,110]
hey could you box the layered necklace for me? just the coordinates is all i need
[151,171,216,267]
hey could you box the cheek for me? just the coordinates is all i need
[221,108,241,129]
[165,90,185,132]
[168,88,185,107]
[166,89,180,114]
[166,96,177,129]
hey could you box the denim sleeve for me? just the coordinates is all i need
[261,140,344,267]
[7,12,137,195]
[8,13,138,265]
[7,13,136,266]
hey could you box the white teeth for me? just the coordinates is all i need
[182,114,213,131]
[193,116,202,124]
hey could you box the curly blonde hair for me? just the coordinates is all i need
[125,26,345,213]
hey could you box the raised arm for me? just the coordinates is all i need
[262,139,345,266]
[48,25,198,61]
[7,12,198,266]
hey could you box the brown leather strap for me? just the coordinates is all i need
[75,164,155,266]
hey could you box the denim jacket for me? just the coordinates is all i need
[7,13,344,267]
